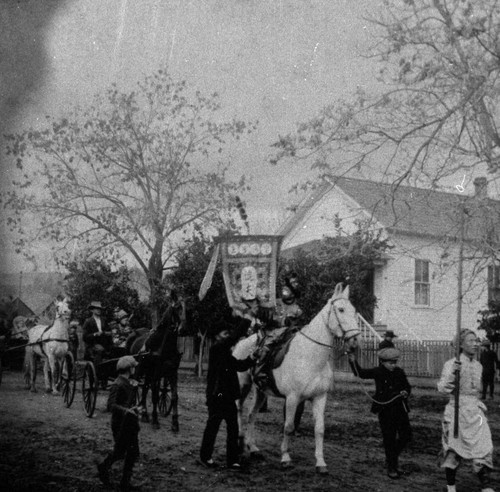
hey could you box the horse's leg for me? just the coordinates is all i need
[150,372,160,429]
[310,393,328,474]
[23,348,32,390]
[280,394,300,468]
[236,379,253,453]
[42,356,52,393]
[245,387,268,455]
[169,369,179,433]
[140,374,150,423]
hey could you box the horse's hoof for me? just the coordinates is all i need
[152,421,160,430]
[52,390,60,396]
[45,388,52,394]
[250,452,265,461]
[171,423,179,433]
[141,414,150,423]
[316,466,328,475]
[280,461,293,470]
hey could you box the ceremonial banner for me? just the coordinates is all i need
[218,235,283,309]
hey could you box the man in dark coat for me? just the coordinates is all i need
[82,301,112,366]
[379,330,397,350]
[97,355,142,491]
[199,326,255,470]
[348,347,412,479]
[480,340,499,400]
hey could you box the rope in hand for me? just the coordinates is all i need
[348,353,407,407]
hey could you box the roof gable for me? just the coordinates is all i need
[278,176,500,243]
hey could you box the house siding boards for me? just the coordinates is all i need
[278,176,495,341]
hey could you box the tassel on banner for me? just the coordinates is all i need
[198,243,220,301]
[235,196,250,233]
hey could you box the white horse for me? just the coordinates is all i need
[25,299,71,394]
[232,283,360,474]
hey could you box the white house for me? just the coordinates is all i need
[276,176,500,341]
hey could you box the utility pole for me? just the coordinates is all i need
[454,200,466,438]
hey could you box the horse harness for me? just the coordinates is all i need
[298,297,359,350]
[33,323,69,357]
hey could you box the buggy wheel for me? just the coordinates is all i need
[82,361,98,418]
[61,352,76,407]
[159,379,172,417]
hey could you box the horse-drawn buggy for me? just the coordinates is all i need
[60,300,183,427]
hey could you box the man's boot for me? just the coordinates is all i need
[477,466,495,492]
[120,458,141,491]
[97,459,112,488]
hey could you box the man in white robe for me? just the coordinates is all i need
[437,329,495,492]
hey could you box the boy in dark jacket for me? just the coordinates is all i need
[199,326,255,470]
[348,347,412,479]
[97,355,142,491]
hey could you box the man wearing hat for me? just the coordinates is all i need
[348,347,412,479]
[97,355,143,491]
[379,330,397,350]
[479,340,499,400]
[82,301,112,369]
[438,329,495,492]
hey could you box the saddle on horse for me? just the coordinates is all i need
[253,327,298,393]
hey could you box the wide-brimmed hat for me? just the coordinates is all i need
[115,309,129,321]
[116,355,138,372]
[378,347,401,361]
[89,301,103,310]
[384,330,397,338]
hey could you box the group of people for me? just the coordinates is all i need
[92,279,498,492]
[347,328,496,492]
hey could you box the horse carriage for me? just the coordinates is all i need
[16,296,180,428]
[60,328,177,420]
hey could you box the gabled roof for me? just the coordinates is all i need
[278,176,500,243]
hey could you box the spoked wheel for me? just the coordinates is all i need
[159,379,173,417]
[82,361,98,418]
[61,352,76,407]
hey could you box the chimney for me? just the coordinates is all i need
[473,177,488,198]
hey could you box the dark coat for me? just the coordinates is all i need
[480,349,500,377]
[206,338,253,405]
[107,375,140,439]
[82,316,112,353]
[349,360,411,414]
[378,339,395,350]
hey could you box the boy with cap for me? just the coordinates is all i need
[97,355,143,491]
[438,329,495,492]
[348,347,412,479]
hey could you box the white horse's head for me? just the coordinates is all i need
[55,298,71,319]
[324,283,360,350]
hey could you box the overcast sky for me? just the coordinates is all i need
[0,0,382,272]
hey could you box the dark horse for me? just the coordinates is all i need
[129,295,185,431]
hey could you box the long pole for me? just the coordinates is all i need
[454,201,465,438]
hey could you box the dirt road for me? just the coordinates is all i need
[1,369,499,491]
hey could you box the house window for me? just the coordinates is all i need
[415,259,430,306]
[488,265,500,302]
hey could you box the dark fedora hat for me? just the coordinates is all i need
[384,330,397,338]
[89,301,103,310]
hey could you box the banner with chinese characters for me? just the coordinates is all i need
[218,235,283,309]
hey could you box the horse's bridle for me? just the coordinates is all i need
[298,297,359,349]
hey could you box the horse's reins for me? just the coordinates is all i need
[350,360,407,408]
[297,300,405,408]
[298,297,359,349]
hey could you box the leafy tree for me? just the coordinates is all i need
[478,300,500,345]
[64,259,149,327]
[271,0,500,185]
[166,234,232,376]
[3,68,255,327]
[280,226,391,323]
